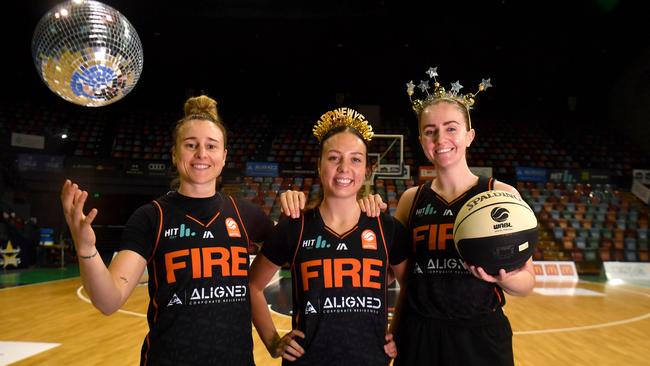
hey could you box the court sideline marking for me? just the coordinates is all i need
[515,280,650,335]
[74,279,650,335]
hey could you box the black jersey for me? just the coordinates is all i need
[121,191,273,366]
[262,209,409,366]
[403,176,505,319]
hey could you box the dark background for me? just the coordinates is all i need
[3,0,650,147]
[1,0,649,257]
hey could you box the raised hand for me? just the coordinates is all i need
[60,179,98,256]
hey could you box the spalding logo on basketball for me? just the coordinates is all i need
[453,190,538,275]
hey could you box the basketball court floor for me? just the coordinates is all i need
[1,267,649,365]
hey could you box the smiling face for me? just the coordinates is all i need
[318,130,367,201]
[418,101,475,169]
[172,119,227,196]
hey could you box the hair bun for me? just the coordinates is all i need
[184,95,219,121]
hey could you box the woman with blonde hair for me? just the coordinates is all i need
[61,95,273,365]
[250,108,409,365]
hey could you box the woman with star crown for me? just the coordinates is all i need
[279,68,536,365]
[60,95,274,365]
[249,107,410,365]
[387,69,535,366]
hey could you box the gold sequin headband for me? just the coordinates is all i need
[313,107,374,143]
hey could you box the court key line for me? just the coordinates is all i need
[76,276,288,320]
[77,283,293,333]
[75,280,650,335]
[77,285,147,318]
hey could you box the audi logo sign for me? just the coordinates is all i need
[148,163,166,171]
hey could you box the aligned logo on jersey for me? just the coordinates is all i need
[167,293,183,307]
[336,242,348,251]
[361,230,377,250]
[443,209,453,216]
[164,246,249,284]
[415,204,436,217]
[225,217,242,238]
[188,284,247,305]
[300,258,383,291]
[302,235,331,249]
[412,258,468,275]
[305,301,317,314]
[303,297,383,315]
[412,223,454,251]
[203,231,214,239]
[322,296,382,314]
[164,223,197,239]
[427,258,466,271]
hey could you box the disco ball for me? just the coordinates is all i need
[31,0,143,107]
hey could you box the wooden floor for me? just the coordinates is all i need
[1,278,649,365]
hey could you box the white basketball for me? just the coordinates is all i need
[453,190,538,275]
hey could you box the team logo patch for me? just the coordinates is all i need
[413,263,423,274]
[305,301,317,314]
[361,229,377,250]
[225,217,241,238]
[167,293,183,307]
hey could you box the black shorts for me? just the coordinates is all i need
[394,308,514,366]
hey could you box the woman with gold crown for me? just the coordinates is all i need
[60,95,274,365]
[280,68,536,365]
[250,107,410,365]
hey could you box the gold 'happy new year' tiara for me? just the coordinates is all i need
[313,107,374,143]
[406,67,492,129]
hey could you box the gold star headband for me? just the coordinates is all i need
[313,107,374,143]
[406,66,492,129]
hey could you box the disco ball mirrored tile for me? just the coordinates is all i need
[32,0,143,107]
